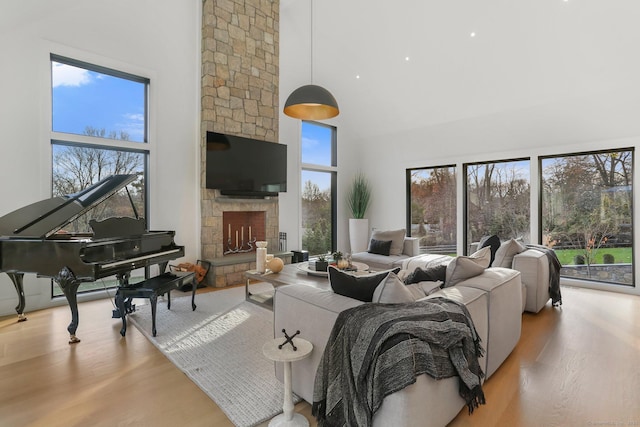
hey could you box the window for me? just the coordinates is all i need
[301,122,336,256]
[51,55,149,296]
[541,149,634,286]
[465,159,530,252]
[407,166,457,255]
[52,55,147,142]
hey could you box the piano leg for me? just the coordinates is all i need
[115,290,128,337]
[55,266,82,344]
[150,293,158,337]
[6,273,27,322]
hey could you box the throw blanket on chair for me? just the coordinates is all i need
[526,244,563,306]
[312,297,486,427]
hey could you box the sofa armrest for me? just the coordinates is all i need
[403,237,419,257]
[512,249,550,313]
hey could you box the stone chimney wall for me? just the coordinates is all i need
[200,0,281,287]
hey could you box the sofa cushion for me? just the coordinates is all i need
[368,238,393,256]
[372,272,416,303]
[369,229,406,256]
[494,238,526,268]
[329,266,401,302]
[402,253,453,275]
[478,234,501,267]
[445,246,491,287]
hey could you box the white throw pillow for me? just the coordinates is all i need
[493,238,527,268]
[372,272,416,303]
[369,229,406,256]
[445,246,491,287]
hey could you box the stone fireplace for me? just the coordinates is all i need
[200,0,287,288]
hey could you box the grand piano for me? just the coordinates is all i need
[0,174,185,343]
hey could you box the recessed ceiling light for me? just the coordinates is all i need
[405,56,410,61]
[355,75,360,79]
[470,32,476,38]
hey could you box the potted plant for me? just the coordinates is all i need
[309,254,329,272]
[347,172,372,253]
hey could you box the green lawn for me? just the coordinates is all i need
[554,247,632,265]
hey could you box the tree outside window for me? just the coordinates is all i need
[541,150,633,285]
[51,55,149,295]
[465,159,530,251]
[301,122,336,256]
[407,166,457,255]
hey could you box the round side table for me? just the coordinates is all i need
[262,337,313,427]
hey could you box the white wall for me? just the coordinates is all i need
[0,1,201,316]
[279,0,640,295]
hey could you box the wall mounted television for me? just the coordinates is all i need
[205,131,287,197]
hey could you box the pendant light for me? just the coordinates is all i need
[284,0,339,120]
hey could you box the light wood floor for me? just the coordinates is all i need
[1,285,639,427]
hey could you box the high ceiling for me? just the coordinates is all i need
[280,0,640,144]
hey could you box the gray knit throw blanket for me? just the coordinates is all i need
[312,297,486,427]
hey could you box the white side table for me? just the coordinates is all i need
[262,337,313,427]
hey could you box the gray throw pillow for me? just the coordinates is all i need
[493,238,526,268]
[372,272,416,303]
[369,229,406,256]
[445,246,491,287]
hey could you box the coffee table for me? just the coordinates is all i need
[244,262,368,309]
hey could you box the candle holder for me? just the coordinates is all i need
[223,236,258,255]
[255,241,268,273]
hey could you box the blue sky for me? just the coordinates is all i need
[301,121,333,190]
[51,61,145,142]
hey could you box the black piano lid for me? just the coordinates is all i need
[0,174,139,239]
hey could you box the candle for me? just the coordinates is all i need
[228,224,231,240]
[236,230,238,248]
[241,226,244,243]
[249,226,252,240]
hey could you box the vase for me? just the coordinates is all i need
[349,218,369,253]
[256,241,268,273]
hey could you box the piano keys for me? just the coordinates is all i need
[0,174,185,343]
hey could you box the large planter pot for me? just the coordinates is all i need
[349,218,369,253]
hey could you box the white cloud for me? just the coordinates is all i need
[123,113,144,122]
[52,62,91,88]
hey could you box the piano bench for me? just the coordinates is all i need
[114,271,196,337]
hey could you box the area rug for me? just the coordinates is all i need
[128,284,300,427]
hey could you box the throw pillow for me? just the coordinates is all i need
[493,238,527,268]
[368,239,393,256]
[408,281,444,299]
[445,246,491,287]
[372,272,416,303]
[329,266,401,302]
[478,234,501,267]
[369,229,406,256]
[404,264,448,285]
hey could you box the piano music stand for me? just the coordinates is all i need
[114,271,196,337]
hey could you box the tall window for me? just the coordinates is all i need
[407,166,457,255]
[465,159,530,252]
[301,121,336,256]
[541,149,634,286]
[51,54,149,296]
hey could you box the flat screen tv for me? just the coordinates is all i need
[206,132,287,197]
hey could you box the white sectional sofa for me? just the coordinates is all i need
[350,236,420,270]
[273,262,523,427]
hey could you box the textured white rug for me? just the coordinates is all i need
[128,284,298,427]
